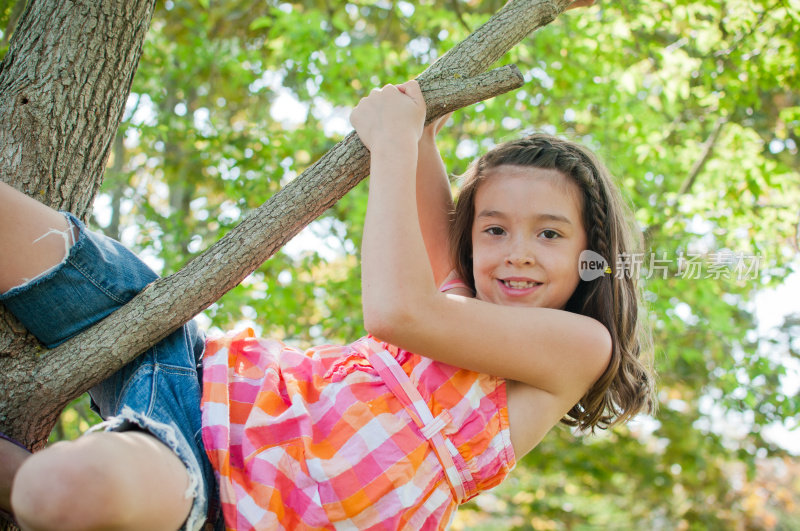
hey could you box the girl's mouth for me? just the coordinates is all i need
[501,279,541,289]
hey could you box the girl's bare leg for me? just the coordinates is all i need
[12,432,193,531]
[0,181,77,293]
[1,183,194,529]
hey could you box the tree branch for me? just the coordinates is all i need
[644,117,726,246]
[677,117,727,196]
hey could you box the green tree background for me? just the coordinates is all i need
[2,0,798,528]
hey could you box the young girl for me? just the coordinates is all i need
[0,81,653,530]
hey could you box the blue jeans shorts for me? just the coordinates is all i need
[0,213,221,531]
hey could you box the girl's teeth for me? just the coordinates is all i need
[504,280,536,289]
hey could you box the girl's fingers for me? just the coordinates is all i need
[351,80,426,149]
[397,80,422,102]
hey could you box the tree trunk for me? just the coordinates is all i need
[0,0,156,449]
[0,0,574,452]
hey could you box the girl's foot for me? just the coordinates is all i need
[0,433,31,518]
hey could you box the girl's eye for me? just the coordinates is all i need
[485,226,505,236]
[540,229,560,240]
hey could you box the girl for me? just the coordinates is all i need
[0,81,653,530]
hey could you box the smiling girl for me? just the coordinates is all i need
[351,82,653,456]
[1,81,654,530]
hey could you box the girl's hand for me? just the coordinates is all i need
[350,80,426,154]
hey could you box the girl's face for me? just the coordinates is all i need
[470,165,587,309]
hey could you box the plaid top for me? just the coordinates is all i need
[201,331,515,530]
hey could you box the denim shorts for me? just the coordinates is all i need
[0,213,221,531]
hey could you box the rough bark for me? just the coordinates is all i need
[0,0,576,454]
[0,0,155,213]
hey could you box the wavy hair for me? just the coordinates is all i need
[450,134,655,430]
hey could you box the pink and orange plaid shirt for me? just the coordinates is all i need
[201,331,515,530]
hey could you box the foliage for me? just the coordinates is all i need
[3,0,799,528]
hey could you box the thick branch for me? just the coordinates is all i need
[422,0,573,80]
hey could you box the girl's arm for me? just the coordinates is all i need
[416,114,455,287]
[352,82,611,407]
[352,82,435,328]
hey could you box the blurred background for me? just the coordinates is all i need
[2,0,797,528]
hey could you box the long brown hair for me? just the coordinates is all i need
[450,134,655,430]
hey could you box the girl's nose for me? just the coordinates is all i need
[506,254,535,266]
[505,242,536,266]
